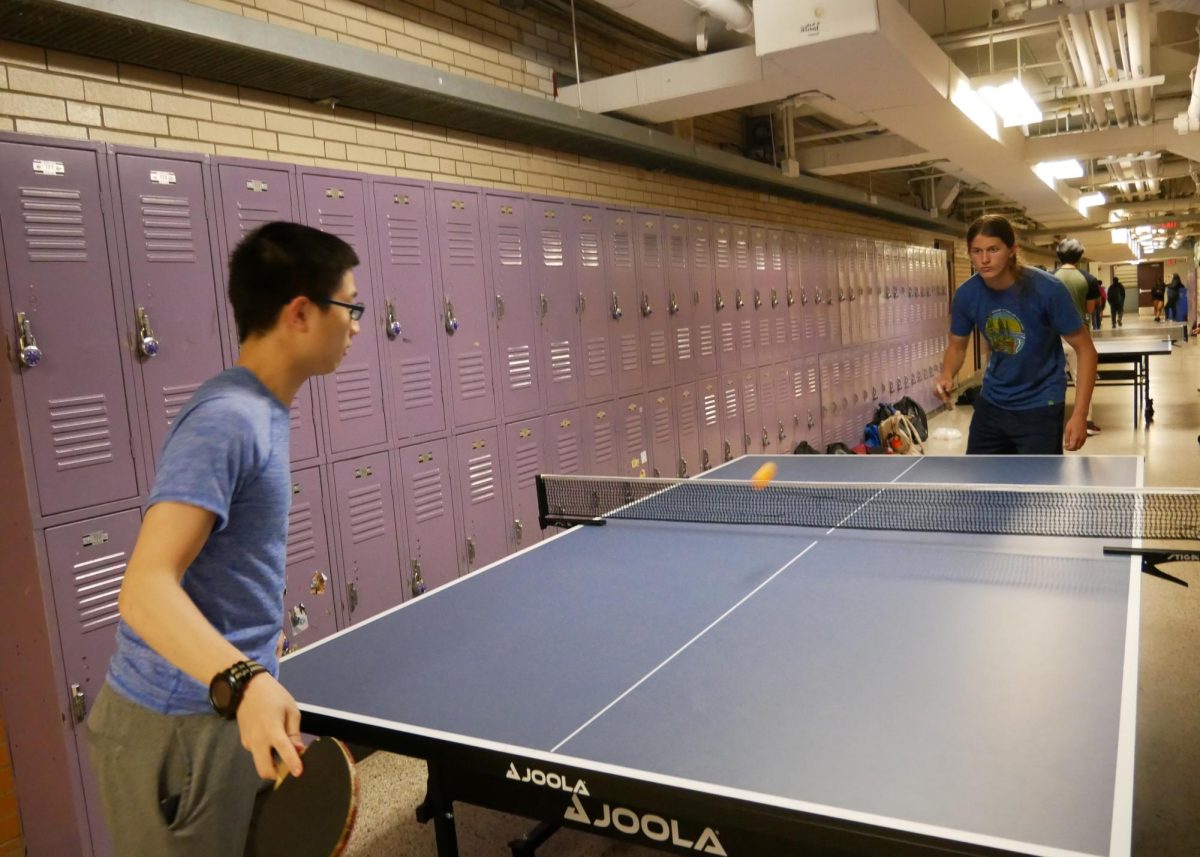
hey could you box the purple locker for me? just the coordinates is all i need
[616,394,648,477]
[571,203,612,404]
[331,453,405,625]
[371,180,448,441]
[114,151,227,472]
[768,229,788,364]
[815,236,835,352]
[646,389,676,478]
[300,171,387,453]
[719,372,741,463]
[214,159,318,462]
[502,418,544,553]
[712,221,737,372]
[773,362,793,453]
[581,401,618,476]
[739,369,760,456]
[673,383,701,478]
[284,466,339,652]
[665,216,694,383]
[634,211,671,390]
[697,377,722,471]
[750,227,773,365]
[733,224,755,369]
[529,198,581,411]
[783,230,805,357]
[45,509,141,857]
[397,437,460,594]
[454,426,508,572]
[803,355,823,446]
[483,191,541,419]
[604,208,643,395]
[688,219,718,379]
[546,410,584,476]
[757,364,778,454]
[0,141,139,516]
[434,186,498,429]
[798,233,817,353]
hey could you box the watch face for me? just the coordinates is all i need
[210,676,235,713]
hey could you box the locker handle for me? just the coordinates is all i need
[786,288,795,307]
[678,457,688,478]
[807,409,815,429]
[639,292,652,317]
[802,289,810,306]
[411,560,427,597]
[692,290,700,306]
[135,307,160,358]
[668,291,679,315]
[347,581,359,614]
[70,684,87,723]
[466,536,476,565]
[734,289,744,310]
[714,290,725,311]
[444,299,459,334]
[761,428,770,449]
[814,291,822,305]
[723,439,732,462]
[385,300,402,339]
[494,293,505,321]
[753,289,762,310]
[778,420,786,442]
[771,289,779,309]
[16,312,42,368]
[701,448,711,470]
[513,519,523,545]
[539,293,549,318]
[576,292,586,315]
[610,291,623,320]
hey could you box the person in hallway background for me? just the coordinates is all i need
[1092,280,1106,330]
[1165,272,1183,321]
[1151,277,1166,321]
[1108,276,1126,327]
[86,222,362,856]
[934,215,1096,454]
[1051,239,1102,436]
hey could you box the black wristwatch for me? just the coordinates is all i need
[208,660,267,719]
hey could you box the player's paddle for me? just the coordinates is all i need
[244,737,360,857]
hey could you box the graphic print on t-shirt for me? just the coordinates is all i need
[984,309,1026,354]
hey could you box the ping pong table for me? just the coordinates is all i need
[1091,336,1173,427]
[282,454,1156,857]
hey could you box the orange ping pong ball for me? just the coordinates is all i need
[751,461,777,490]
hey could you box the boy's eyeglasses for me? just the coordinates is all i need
[318,299,365,321]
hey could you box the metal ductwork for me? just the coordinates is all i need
[562,0,1088,224]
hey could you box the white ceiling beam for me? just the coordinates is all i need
[797,135,931,175]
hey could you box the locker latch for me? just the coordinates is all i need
[714,290,725,311]
[15,312,41,368]
[347,582,358,614]
[778,420,786,442]
[513,519,523,545]
[786,289,795,307]
[701,448,711,470]
[136,307,159,358]
[668,291,679,315]
[411,560,427,597]
[385,300,402,339]
[734,289,744,310]
[576,292,586,315]
[678,457,688,478]
[539,293,549,318]
[761,428,770,450]
[753,290,762,310]
[466,537,476,565]
[723,440,732,462]
[610,291,622,320]
[495,293,505,320]
[771,289,779,309]
[70,684,87,724]
[639,292,652,317]
[444,299,459,334]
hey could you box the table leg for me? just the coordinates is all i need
[416,761,461,857]
[1144,356,1155,424]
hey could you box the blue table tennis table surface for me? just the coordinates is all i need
[282,455,1145,857]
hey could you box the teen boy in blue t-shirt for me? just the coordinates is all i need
[934,215,1097,454]
[87,222,362,855]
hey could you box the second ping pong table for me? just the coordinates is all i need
[282,454,1156,857]
[1091,336,1173,427]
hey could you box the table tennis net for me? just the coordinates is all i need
[536,474,1200,540]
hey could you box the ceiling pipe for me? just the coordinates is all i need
[1065,12,1111,128]
[1088,7,1130,127]
[1112,4,1139,121]
[680,0,752,35]
[1125,0,1154,125]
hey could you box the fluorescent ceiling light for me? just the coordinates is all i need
[951,80,999,141]
[977,79,1042,127]
[1078,192,1105,208]
[1111,228,1129,243]
[1033,159,1083,186]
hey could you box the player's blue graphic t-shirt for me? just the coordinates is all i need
[106,367,292,715]
[950,267,1084,410]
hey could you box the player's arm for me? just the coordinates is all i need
[118,501,303,779]
[934,333,970,402]
[1060,325,1097,451]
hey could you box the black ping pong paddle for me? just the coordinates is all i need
[244,737,360,857]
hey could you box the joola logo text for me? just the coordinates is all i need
[506,763,589,795]
[563,794,727,855]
